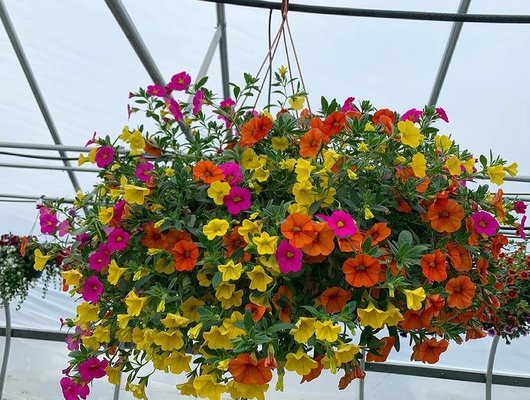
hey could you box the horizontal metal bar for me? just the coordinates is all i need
[199,0,530,23]
[0,193,75,203]
[0,162,99,172]
[475,175,530,183]
[0,141,93,153]
[0,327,67,342]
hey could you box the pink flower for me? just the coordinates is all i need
[111,200,126,226]
[192,89,205,114]
[166,71,191,92]
[134,162,154,183]
[401,108,422,122]
[107,228,130,252]
[470,211,499,236]
[326,210,358,238]
[275,240,303,273]
[78,357,108,382]
[95,146,114,168]
[85,132,97,146]
[147,84,166,97]
[60,377,80,400]
[219,162,243,186]
[218,98,235,127]
[516,215,527,239]
[58,220,71,237]
[77,383,89,400]
[220,98,235,108]
[168,99,183,122]
[341,97,357,112]
[514,201,527,214]
[75,233,90,249]
[223,186,251,215]
[88,245,110,272]
[81,275,103,303]
[436,107,449,123]
[40,211,58,235]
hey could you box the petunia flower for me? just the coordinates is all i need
[435,107,449,123]
[218,162,244,186]
[470,211,499,236]
[39,211,58,235]
[326,210,358,238]
[88,245,110,272]
[95,146,114,168]
[275,240,303,273]
[146,84,166,97]
[106,227,130,252]
[192,89,205,114]
[168,99,183,121]
[341,96,356,112]
[60,377,80,400]
[400,108,422,122]
[166,71,191,92]
[81,275,104,303]
[202,219,229,240]
[513,200,527,214]
[134,162,154,183]
[516,215,527,239]
[223,186,251,215]
[403,287,426,311]
[78,357,108,382]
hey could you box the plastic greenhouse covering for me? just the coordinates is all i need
[0,1,529,399]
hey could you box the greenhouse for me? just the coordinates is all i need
[0,1,529,399]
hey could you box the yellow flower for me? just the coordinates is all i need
[177,379,197,397]
[403,287,426,311]
[487,165,505,185]
[188,323,203,339]
[395,155,407,165]
[364,122,375,132]
[357,142,368,152]
[107,259,127,285]
[222,311,246,338]
[322,149,339,172]
[117,314,132,329]
[252,232,278,255]
[278,65,288,77]
[258,255,281,275]
[207,181,231,205]
[397,120,424,148]
[253,167,270,182]
[116,327,132,342]
[215,282,235,300]
[76,302,100,324]
[462,157,476,174]
[227,381,269,400]
[410,153,427,178]
[164,351,192,374]
[290,317,316,343]
[155,258,174,274]
[62,269,83,288]
[272,137,289,150]
[292,180,316,206]
[504,162,518,177]
[445,155,462,176]
[364,206,374,220]
[218,260,243,281]
[279,158,297,171]
[287,203,308,215]
[98,206,114,224]
[247,266,273,292]
[376,144,387,153]
[357,303,390,328]
[335,343,360,365]
[81,335,100,350]
[347,169,358,180]
[221,289,243,309]
[285,348,318,375]
[314,320,341,342]
[434,134,453,152]
[197,268,211,287]
[203,326,232,350]
[161,313,190,328]
[295,158,315,182]
[193,375,226,400]
[33,248,51,271]
[125,291,148,317]
[154,329,184,351]
[126,382,147,400]
[92,325,111,343]
[289,96,305,110]
[123,184,150,205]
[129,130,145,150]
[106,365,121,385]
[164,167,175,176]
[203,219,230,240]
[384,302,404,326]
[78,148,97,166]
[181,297,205,322]
[241,148,261,170]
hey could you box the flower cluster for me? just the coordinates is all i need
[42,69,527,400]
[0,233,62,307]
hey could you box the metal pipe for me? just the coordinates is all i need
[486,335,500,400]
[0,162,99,173]
[475,175,530,183]
[0,301,11,399]
[199,0,530,24]
[0,193,75,203]
[113,371,121,400]
[428,0,471,106]
[0,142,94,153]
[0,0,81,193]
[359,350,365,400]
[216,4,230,100]
[104,0,193,142]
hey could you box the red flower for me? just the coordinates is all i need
[342,254,381,287]
[171,240,199,271]
[229,354,273,385]
[240,116,273,147]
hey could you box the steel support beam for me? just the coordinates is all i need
[0,162,99,173]
[0,142,93,153]
[216,4,230,100]
[0,193,75,203]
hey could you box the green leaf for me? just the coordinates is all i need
[268,322,296,333]
[244,309,254,331]
[398,230,413,245]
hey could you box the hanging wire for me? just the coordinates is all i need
[267,9,273,107]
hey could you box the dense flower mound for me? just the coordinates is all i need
[40,69,528,400]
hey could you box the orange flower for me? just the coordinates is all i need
[322,111,345,140]
[337,232,364,253]
[465,216,479,246]
[299,128,323,158]
[445,275,475,309]
[476,258,489,284]
[223,227,246,257]
[281,213,316,248]
[342,254,381,287]
[372,108,395,126]
[338,364,365,389]
[366,337,395,362]
[320,287,352,314]
[171,240,199,271]
[426,198,464,233]
[424,294,444,317]
[401,310,432,330]
[411,338,449,364]
[466,326,487,341]
[420,249,447,282]
[228,354,273,385]
[192,160,225,183]
[396,198,412,213]
[491,189,505,221]
[141,222,166,249]
[490,233,508,259]
[20,236,28,256]
[164,229,192,250]
[365,222,391,246]
[144,140,162,157]
[302,222,335,256]
[300,355,324,384]
[246,303,267,321]
[416,178,430,193]
[239,116,273,147]
[445,242,471,272]
[272,286,293,322]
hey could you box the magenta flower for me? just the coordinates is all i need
[78,357,108,382]
[134,162,154,183]
[223,186,251,215]
[84,131,97,146]
[95,146,114,168]
[166,71,191,92]
[168,99,183,122]
[436,107,449,123]
[75,233,90,250]
[39,211,58,235]
[192,89,205,114]
[107,227,130,252]
[514,201,527,214]
[77,383,89,400]
[341,97,357,113]
[471,211,499,236]
[275,240,303,273]
[60,377,80,400]
[516,215,527,239]
[88,245,110,272]
[81,275,103,303]
[111,200,126,226]
[58,220,71,237]
[146,84,166,97]
[218,98,235,127]
[219,162,243,186]
[326,210,358,238]
[401,108,422,122]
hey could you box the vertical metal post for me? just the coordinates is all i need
[216,4,230,100]
[112,371,121,400]
[428,0,472,106]
[359,351,365,400]
[0,301,11,399]
[485,335,500,400]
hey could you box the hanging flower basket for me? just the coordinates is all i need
[40,69,527,400]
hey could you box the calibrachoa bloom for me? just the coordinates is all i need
[39,68,526,400]
[95,146,114,168]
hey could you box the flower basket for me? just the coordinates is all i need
[40,69,528,400]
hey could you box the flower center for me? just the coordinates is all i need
[286,251,294,258]
[292,226,301,233]
[479,221,487,228]
[440,211,449,218]
[233,196,241,203]
[337,221,345,228]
